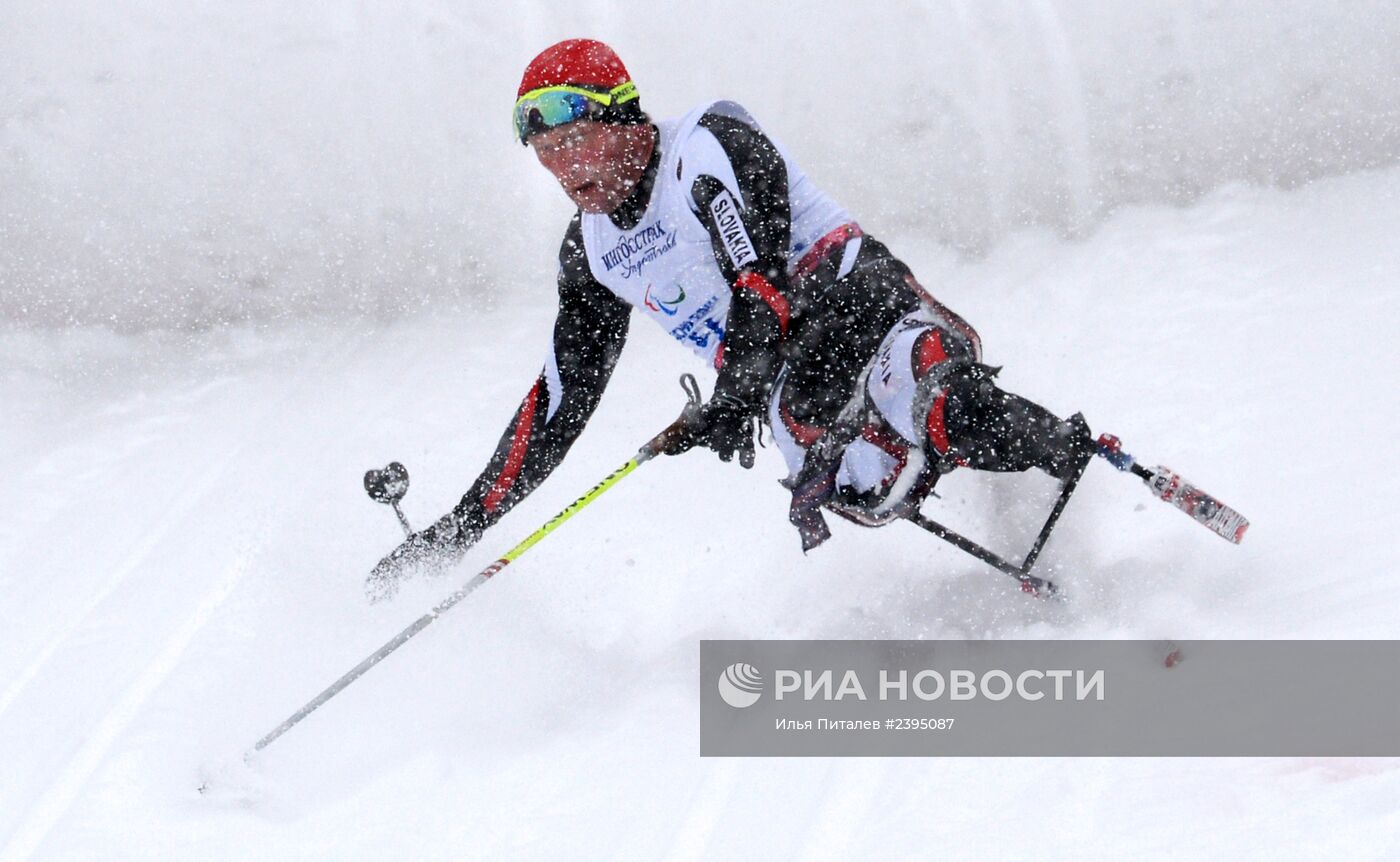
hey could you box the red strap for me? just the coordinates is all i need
[779,404,824,447]
[902,273,983,361]
[925,391,950,455]
[859,422,910,488]
[481,380,540,513]
[793,223,863,278]
[734,270,790,336]
[859,422,908,459]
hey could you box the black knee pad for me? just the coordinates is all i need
[937,365,1081,474]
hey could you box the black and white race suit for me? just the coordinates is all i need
[452,100,983,536]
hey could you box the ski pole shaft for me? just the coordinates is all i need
[250,454,645,756]
[390,501,413,537]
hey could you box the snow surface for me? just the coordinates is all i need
[4,163,1400,859]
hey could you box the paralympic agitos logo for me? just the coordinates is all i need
[643,283,685,315]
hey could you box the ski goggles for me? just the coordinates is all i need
[513,82,639,144]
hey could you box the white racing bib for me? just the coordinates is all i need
[580,100,849,366]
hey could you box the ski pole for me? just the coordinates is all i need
[242,375,704,760]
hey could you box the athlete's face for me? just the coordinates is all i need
[530,120,654,214]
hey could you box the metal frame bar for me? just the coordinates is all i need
[901,439,1094,598]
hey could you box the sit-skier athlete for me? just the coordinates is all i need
[371,38,1093,592]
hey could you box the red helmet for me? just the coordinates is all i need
[514,39,644,144]
[517,39,633,97]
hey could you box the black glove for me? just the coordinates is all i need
[653,374,761,469]
[364,510,483,603]
[689,394,760,468]
[421,510,481,554]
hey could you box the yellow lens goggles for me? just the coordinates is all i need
[513,82,639,144]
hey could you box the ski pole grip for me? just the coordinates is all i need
[640,373,706,460]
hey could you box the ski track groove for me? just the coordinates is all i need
[0,333,367,725]
[0,554,250,862]
[661,760,740,862]
[795,760,888,861]
[0,335,370,860]
[0,444,249,722]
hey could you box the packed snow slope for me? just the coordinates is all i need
[3,165,1399,860]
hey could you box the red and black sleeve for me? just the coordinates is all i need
[453,214,631,534]
[688,112,793,415]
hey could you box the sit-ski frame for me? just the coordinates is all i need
[825,414,1096,599]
